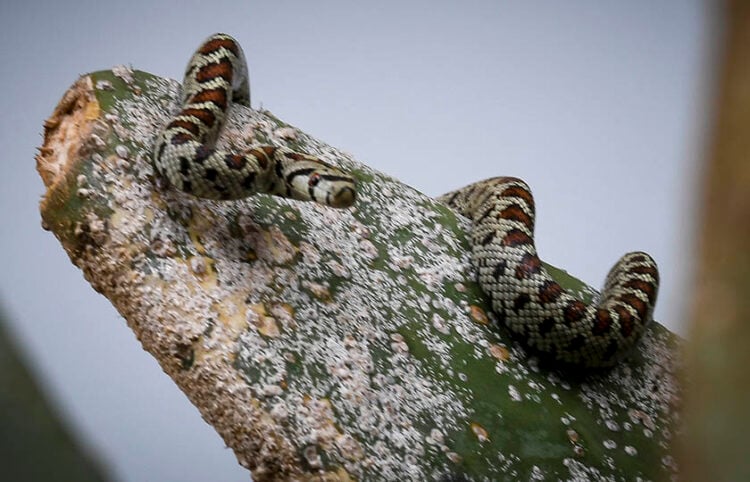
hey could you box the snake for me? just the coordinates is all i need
[439,177,659,367]
[153,33,356,208]
[154,34,658,368]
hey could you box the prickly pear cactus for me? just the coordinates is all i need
[36,67,681,481]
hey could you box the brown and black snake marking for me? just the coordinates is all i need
[440,177,659,368]
[153,33,356,208]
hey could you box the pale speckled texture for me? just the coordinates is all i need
[37,69,682,480]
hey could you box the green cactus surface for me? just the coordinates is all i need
[37,68,682,481]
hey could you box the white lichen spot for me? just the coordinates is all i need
[358,239,378,261]
[95,79,113,91]
[426,428,444,445]
[301,280,331,302]
[624,445,637,456]
[262,384,283,397]
[150,236,175,257]
[628,408,656,430]
[269,304,295,330]
[662,455,677,471]
[270,402,288,421]
[328,259,349,278]
[431,314,451,335]
[274,126,298,140]
[454,282,466,293]
[298,241,321,266]
[247,305,281,338]
[508,384,522,402]
[603,439,617,450]
[336,434,364,461]
[115,144,130,159]
[89,134,107,149]
[303,445,322,469]
[299,397,340,448]
[530,465,545,481]
[330,365,351,379]
[416,267,443,287]
[352,222,371,239]
[112,64,135,84]
[605,419,620,432]
[241,122,256,141]
[268,226,297,264]
[189,256,207,275]
[446,452,462,464]
[76,188,92,198]
[392,254,414,269]
[389,333,409,355]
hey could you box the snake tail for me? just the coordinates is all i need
[440,176,659,367]
[153,33,356,208]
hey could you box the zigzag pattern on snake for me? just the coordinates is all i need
[153,33,356,208]
[439,177,659,367]
[154,34,658,368]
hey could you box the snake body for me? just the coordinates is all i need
[440,177,659,367]
[155,34,658,368]
[153,33,356,208]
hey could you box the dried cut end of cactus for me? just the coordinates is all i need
[38,78,95,184]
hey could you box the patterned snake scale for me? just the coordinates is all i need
[440,178,659,367]
[154,34,658,369]
[153,33,356,208]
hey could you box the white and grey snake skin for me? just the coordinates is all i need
[153,34,659,369]
[440,177,659,368]
[153,33,356,208]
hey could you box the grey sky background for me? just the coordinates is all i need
[0,1,715,481]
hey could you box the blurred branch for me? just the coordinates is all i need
[683,2,750,481]
[0,308,111,482]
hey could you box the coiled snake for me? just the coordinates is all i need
[440,179,658,367]
[154,34,659,368]
[153,33,356,207]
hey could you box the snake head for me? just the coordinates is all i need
[279,152,357,208]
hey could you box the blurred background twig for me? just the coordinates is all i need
[683,1,750,481]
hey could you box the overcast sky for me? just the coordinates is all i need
[0,1,716,481]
